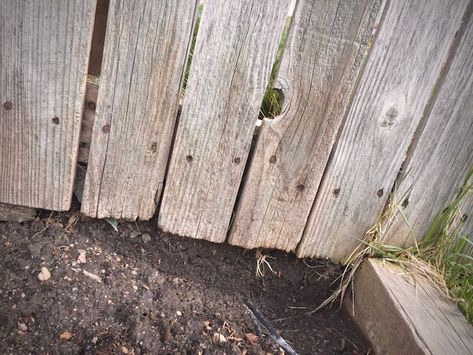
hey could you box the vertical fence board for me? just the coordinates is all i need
[385,17,473,247]
[0,0,96,210]
[228,0,385,251]
[297,0,469,260]
[81,0,197,220]
[158,0,290,242]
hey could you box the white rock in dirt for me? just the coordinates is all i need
[18,323,27,332]
[38,267,51,281]
[212,332,227,345]
[142,233,151,243]
[77,249,87,264]
[176,310,182,317]
[130,230,140,239]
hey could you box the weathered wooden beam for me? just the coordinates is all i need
[297,0,469,260]
[228,0,385,251]
[0,203,36,222]
[158,0,291,242]
[348,259,473,355]
[82,0,198,220]
[385,15,473,247]
[0,0,96,210]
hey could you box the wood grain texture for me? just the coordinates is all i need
[297,0,469,260]
[349,259,473,355]
[78,75,99,164]
[0,0,96,210]
[228,0,385,251]
[385,18,473,247]
[158,0,290,242]
[82,0,198,220]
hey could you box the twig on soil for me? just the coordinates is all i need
[83,269,102,283]
[244,299,298,355]
[31,212,54,238]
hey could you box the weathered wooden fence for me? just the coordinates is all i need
[1,0,472,261]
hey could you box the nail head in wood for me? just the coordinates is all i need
[3,101,12,110]
[102,124,110,133]
[376,188,384,197]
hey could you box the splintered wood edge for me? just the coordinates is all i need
[346,258,473,355]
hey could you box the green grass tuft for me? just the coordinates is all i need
[317,166,473,324]
[420,166,473,322]
[181,3,203,98]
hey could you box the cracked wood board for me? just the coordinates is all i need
[297,0,469,260]
[385,16,473,247]
[228,0,385,251]
[158,0,290,242]
[82,0,198,220]
[0,0,96,210]
[348,259,473,355]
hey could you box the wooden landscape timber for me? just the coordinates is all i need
[297,0,469,260]
[228,0,385,252]
[82,0,198,220]
[0,0,96,210]
[159,0,291,242]
[348,259,473,355]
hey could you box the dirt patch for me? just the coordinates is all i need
[0,207,369,354]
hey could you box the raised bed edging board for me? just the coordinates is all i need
[347,259,473,355]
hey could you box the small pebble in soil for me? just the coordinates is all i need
[77,249,87,264]
[176,310,182,316]
[18,323,27,332]
[142,233,151,243]
[37,267,51,281]
[59,331,72,341]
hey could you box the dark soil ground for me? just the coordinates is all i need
[0,207,370,354]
